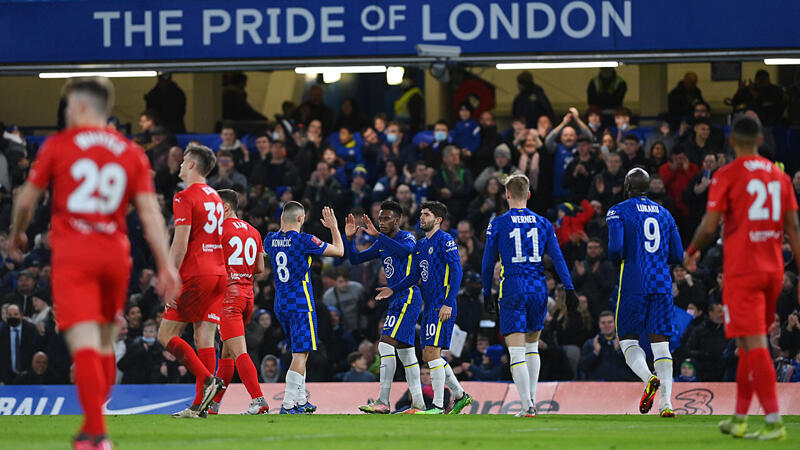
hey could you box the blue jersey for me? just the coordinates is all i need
[347,230,421,301]
[394,229,462,312]
[606,197,683,295]
[481,208,574,298]
[264,230,327,313]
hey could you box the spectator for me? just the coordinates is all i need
[668,72,704,125]
[512,71,554,128]
[245,310,283,366]
[620,134,646,172]
[474,143,521,194]
[472,111,505,175]
[517,134,542,195]
[685,303,728,381]
[555,199,595,247]
[333,98,367,133]
[599,130,617,157]
[0,304,39,384]
[420,120,452,170]
[563,136,604,202]
[29,293,51,326]
[393,184,419,225]
[124,304,143,340]
[644,121,677,157]
[372,159,406,202]
[545,108,592,203]
[682,118,721,165]
[587,68,627,113]
[299,84,334,135]
[612,108,638,146]
[218,124,251,172]
[154,146,183,200]
[134,110,158,148]
[360,127,382,181]
[379,121,414,171]
[674,359,699,382]
[250,139,301,194]
[340,351,376,382]
[118,319,165,383]
[330,125,365,180]
[732,69,787,126]
[453,103,481,159]
[4,269,39,317]
[645,141,669,175]
[433,146,474,220]
[456,220,484,274]
[306,160,343,209]
[579,311,632,381]
[394,72,424,136]
[658,146,699,232]
[208,150,248,191]
[468,176,507,235]
[221,72,267,121]
[679,102,726,151]
[571,238,615,320]
[647,174,676,214]
[322,268,364,334]
[260,354,282,383]
[683,154,720,233]
[585,107,605,145]
[672,264,707,311]
[408,161,433,207]
[13,351,57,385]
[341,166,372,212]
[550,288,594,375]
[144,73,187,134]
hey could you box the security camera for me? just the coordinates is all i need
[415,44,462,59]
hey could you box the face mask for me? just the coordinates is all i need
[620,123,628,131]
[386,133,398,144]
[434,131,447,142]
[600,145,609,154]
[271,131,281,141]
[7,317,20,327]
[589,122,600,130]
[142,336,156,344]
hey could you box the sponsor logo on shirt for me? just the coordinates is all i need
[749,230,782,242]
[175,217,187,224]
[207,313,220,321]
[202,243,222,252]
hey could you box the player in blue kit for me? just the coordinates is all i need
[345,201,426,414]
[607,168,683,418]
[376,201,473,415]
[264,202,344,414]
[481,174,576,418]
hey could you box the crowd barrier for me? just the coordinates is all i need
[2,382,799,416]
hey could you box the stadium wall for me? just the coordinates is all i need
[2,383,799,416]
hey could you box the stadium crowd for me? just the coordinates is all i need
[2,68,800,392]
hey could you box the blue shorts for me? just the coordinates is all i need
[275,308,318,353]
[499,293,547,335]
[422,307,455,349]
[615,292,674,338]
[382,287,422,346]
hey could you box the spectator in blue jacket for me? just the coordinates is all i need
[579,311,634,380]
[453,103,480,160]
[328,125,365,181]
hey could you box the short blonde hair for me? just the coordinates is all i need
[505,174,530,201]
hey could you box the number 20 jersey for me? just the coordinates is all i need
[264,230,327,313]
[222,217,263,292]
[27,126,153,263]
[707,155,797,276]
[172,183,226,280]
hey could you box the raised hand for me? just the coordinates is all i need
[345,213,357,239]
[320,206,339,230]
[362,214,380,237]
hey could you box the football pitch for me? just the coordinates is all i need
[3,414,798,449]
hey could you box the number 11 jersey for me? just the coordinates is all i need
[264,230,327,313]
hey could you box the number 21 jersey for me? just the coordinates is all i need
[707,155,797,276]
[27,126,153,264]
[264,230,327,313]
[172,183,226,279]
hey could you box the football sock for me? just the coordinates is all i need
[213,358,235,403]
[620,339,653,383]
[748,347,780,417]
[525,341,540,406]
[235,354,263,400]
[100,353,116,399]
[735,348,752,416]
[378,342,396,405]
[167,337,212,406]
[284,370,303,409]
[651,342,673,409]
[297,371,307,405]
[428,358,446,409]
[73,349,106,435]
[397,347,424,408]
[443,361,465,399]
[194,347,217,406]
[509,346,531,411]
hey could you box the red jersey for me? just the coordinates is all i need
[172,183,226,279]
[221,217,263,292]
[707,155,798,276]
[27,126,153,264]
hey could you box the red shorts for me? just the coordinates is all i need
[51,254,131,331]
[219,284,254,341]
[722,271,782,338]
[163,275,225,325]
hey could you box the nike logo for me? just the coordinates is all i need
[103,396,194,415]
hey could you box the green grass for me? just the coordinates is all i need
[2,415,798,449]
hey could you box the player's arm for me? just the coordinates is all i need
[9,182,44,261]
[377,233,414,257]
[320,206,344,257]
[347,238,380,265]
[133,193,181,300]
[443,243,463,310]
[481,221,499,297]
[254,235,265,274]
[170,225,191,269]
[606,208,623,262]
[685,210,721,262]
[544,223,575,291]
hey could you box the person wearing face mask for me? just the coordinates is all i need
[0,304,40,384]
[585,107,606,146]
[419,120,451,170]
[379,121,415,171]
[512,71,554,128]
[118,319,167,383]
[394,72,425,136]
[587,68,627,118]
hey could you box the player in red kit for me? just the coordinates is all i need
[9,77,181,450]
[207,189,269,415]
[158,144,226,418]
[686,115,800,440]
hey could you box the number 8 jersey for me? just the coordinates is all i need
[264,230,327,313]
[27,126,154,263]
[172,183,226,279]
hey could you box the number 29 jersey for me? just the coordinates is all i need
[172,183,227,280]
[707,155,797,276]
[27,126,153,264]
[264,230,327,313]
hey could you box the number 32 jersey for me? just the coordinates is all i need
[607,197,682,295]
[27,126,154,264]
[264,231,327,313]
[172,183,226,279]
[707,155,797,276]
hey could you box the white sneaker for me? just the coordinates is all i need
[243,397,270,415]
[172,407,202,419]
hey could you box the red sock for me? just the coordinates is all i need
[73,349,106,436]
[213,358,235,403]
[167,337,212,406]
[735,348,752,415]
[236,353,263,399]
[748,347,780,415]
[100,354,116,399]
[193,347,217,406]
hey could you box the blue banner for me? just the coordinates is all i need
[0,384,195,415]
[0,0,798,64]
